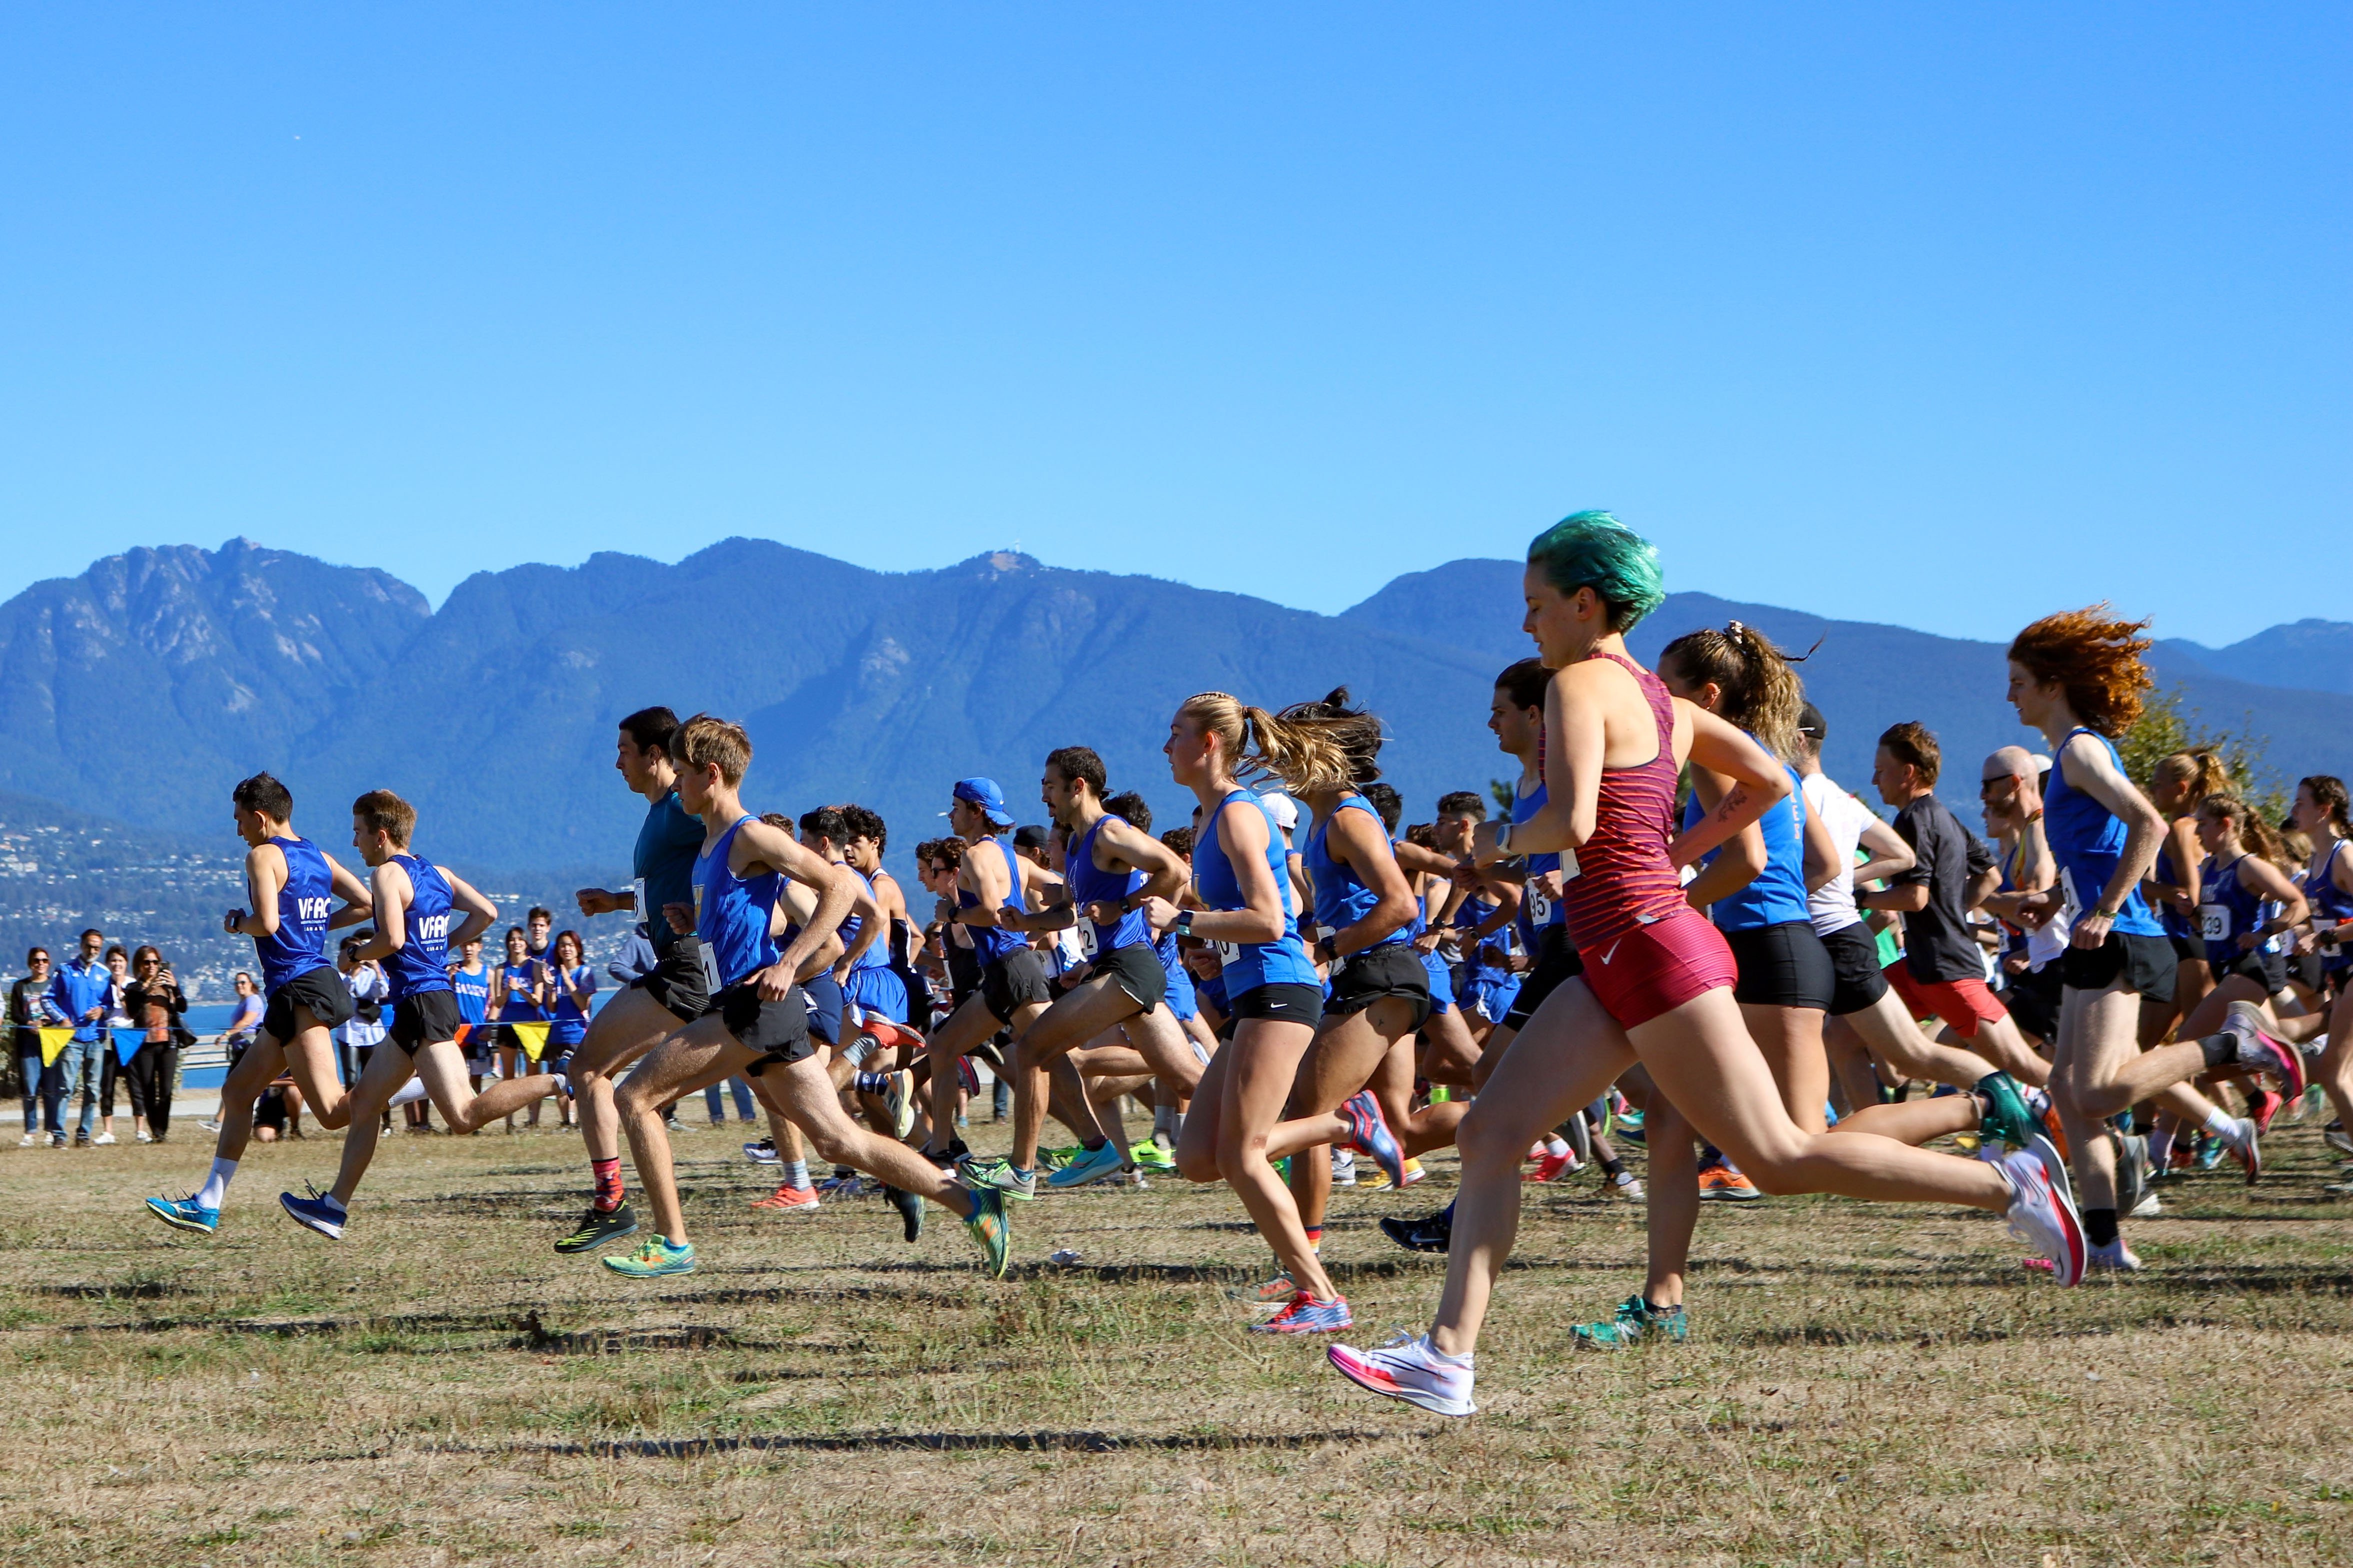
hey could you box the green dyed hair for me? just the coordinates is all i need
[1525,510,1666,632]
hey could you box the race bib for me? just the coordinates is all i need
[2198,904,2230,943]
[1076,915,1100,960]
[1528,890,1555,924]
[631,877,647,926]
[1216,940,1242,966]
[696,938,726,997]
[1559,847,1580,882]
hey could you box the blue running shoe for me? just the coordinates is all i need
[1250,1292,1353,1335]
[1045,1141,1124,1189]
[279,1183,346,1240]
[1340,1090,1408,1189]
[144,1194,219,1236]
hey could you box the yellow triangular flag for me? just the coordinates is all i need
[508,1021,551,1062]
[38,1027,74,1067]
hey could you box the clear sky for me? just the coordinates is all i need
[2,6,2344,645]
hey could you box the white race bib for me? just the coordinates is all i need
[2198,903,2230,943]
[1559,847,1580,882]
[631,876,646,922]
[1216,939,1242,966]
[1076,915,1100,960]
[1528,890,1555,924]
[696,937,726,997]
[2060,867,2080,913]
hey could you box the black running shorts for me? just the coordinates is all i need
[2004,960,2064,1045]
[2215,947,2290,997]
[980,948,1054,1024]
[1086,942,1168,1012]
[709,982,814,1073]
[1819,922,1890,1018]
[628,936,713,1023]
[1326,943,1431,1031]
[1724,921,1836,1011]
[1501,924,1584,1030]
[261,964,354,1043]
[1226,981,1324,1029]
[388,989,464,1055]
[2059,931,2176,1003]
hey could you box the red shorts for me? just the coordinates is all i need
[1578,909,1738,1031]
[1882,962,2008,1039]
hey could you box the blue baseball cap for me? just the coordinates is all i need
[946,777,1015,827]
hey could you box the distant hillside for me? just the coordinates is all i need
[2158,619,2353,696]
[1344,559,2353,799]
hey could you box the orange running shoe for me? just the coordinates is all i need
[751,1183,820,1214]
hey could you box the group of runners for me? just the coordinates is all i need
[136,512,2347,1419]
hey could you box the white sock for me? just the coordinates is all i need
[387,1077,430,1108]
[1424,1336,1473,1369]
[2202,1106,2238,1138]
[1544,1136,1570,1158]
[196,1157,237,1210]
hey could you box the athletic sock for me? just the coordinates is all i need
[1081,1137,1106,1152]
[195,1157,236,1210]
[386,1077,430,1109]
[782,1159,809,1190]
[2198,1031,2238,1071]
[1424,1338,1472,1369]
[1602,1156,1627,1180]
[1303,1225,1322,1250]
[2084,1207,2120,1248]
[320,1191,347,1215]
[591,1158,624,1212]
[1544,1136,1570,1158]
[2202,1105,2239,1138]
[1152,1104,1174,1140]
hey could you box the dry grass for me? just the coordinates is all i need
[0,1107,2348,1567]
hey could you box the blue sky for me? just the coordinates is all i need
[2,5,2344,645]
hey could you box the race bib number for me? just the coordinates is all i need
[2198,904,2230,943]
[1076,915,1100,960]
[1528,890,1555,924]
[1216,939,1242,966]
[631,877,647,925]
[696,938,726,997]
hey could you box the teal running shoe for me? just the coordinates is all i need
[1571,1294,1688,1350]
[1974,1072,2038,1151]
[144,1194,219,1236]
[1046,1141,1124,1189]
[602,1236,696,1279]
[964,1186,1010,1278]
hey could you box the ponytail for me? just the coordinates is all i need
[1244,687,1386,795]
[1658,621,1812,762]
[2154,749,2232,804]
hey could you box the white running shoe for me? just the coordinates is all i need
[2127,1189,2162,1219]
[1998,1148,2086,1286]
[92,1132,116,1146]
[16,1133,34,1148]
[1331,1149,1358,1186]
[886,1070,917,1141]
[2087,1238,2142,1272]
[1608,1171,1645,1199]
[135,1129,152,1144]
[1328,1332,1476,1417]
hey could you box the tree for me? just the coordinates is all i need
[1488,779,1516,819]
[2116,685,2288,824]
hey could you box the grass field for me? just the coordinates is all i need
[2,1106,2348,1567]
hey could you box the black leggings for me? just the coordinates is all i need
[122,1041,177,1136]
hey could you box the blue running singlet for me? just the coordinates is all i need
[1514,774,1570,937]
[1068,815,1150,958]
[1680,752,1812,932]
[498,961,545,1023]
[2044,729,2164,938]
[2310,840,2353,970]
[1304,795,1407,947]
[694,816,782,991]
[383,853,456,1000]
[958,836,1030,966]
[2152,841,2195,940]
[634,790,706,955]
[546,964,596,1047]
[1193,790,1316,994]
[450,963,490,1025]
[1154,931,1198,1022]
[2198,854,2282,966]
[255,835,338,993]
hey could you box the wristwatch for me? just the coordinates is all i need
[1174,910,1194,936]
[1493,821,1514,856]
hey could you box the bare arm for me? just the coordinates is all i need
[443,872,498,952]
[229,843,288,938]
[2144,816,2202,912]
[1140,800,1289,945]
[1680,763,1768,911]
[2234,855,2309,948]
[1800,795,1840,894]
[1852,815,1916,890]
[352,861,412,966]
[736,819,858,998]
[2056,734,2166,949]
[1668,706,1794,870]
[325,858,376,929]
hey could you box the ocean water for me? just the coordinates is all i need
[174,995,613,1091]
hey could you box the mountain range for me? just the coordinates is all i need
[4,539,2349,918]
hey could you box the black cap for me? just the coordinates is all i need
[1796,702,1827,742]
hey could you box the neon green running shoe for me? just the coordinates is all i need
[1570,1294,1686,1350]
[964,1187,1011,1278]
[602,1236,696,1279]
[1131,1141,1177,1173]
[1038,1145,1082,1172]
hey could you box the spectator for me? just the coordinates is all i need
[221,971,264,1050]
[94,945,134,1145]
[120,946,188,1144]
[334,933,392,1093]
[46,928,110,1149]
[12,949,62,1147]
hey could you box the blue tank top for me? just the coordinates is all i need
[958,836,1030,966]
[1680,756,1812,931]
[546,964,595,1045]
[694,817,782,990]
[1513,776,1569,934]
[1068,815,1150,955]
[498,961,544,1022]
[450,963,490,1024]
[844,868,890,972]
[1154,930,1197,1014]
[2044,729,2164,938]
[255,835,337,993]
[1304,796,1407,947]
[2152,841,2194,939]
[1193,790,1316,994]
[1451,893,1511,980]
[384,853,455,1000]
[2312,840,2353,967]
[2198,854,2282,965]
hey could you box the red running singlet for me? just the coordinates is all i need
[1562,651,1736,1029]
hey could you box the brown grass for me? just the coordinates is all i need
[0,1108,2348,1567]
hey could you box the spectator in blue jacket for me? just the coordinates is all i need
[46,928,111,1148]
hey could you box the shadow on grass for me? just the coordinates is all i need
[426,1428,1406,1458]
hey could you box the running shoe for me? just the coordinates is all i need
[2326,1124,2353,1157]
[962,1186,1010,1278]
[750,1183,820,1214]
[2248,1088,2284,1136]
[1696,1162,1763,1202]
[1046,1141,1124,1189]
[1998,1148,2086,1287]
[554,1203,639,1255]
[886,1185,924,1242]
[92,1131,116,1146]
[1380,1202,1454,1254]
[2218,1115,2262,1186]
[1327,1331,1476,1417]
[1340,1090,1407,1189]
[602,1236,696,1278]
[968,1159,1038,1201]
[1358,1167,1394,1193]
[1130,1141,1177,1174]
[1570,1294,1688,1350]
[1974,1073,2038,1151]
[884,1070,917,1140]
[1607,1170,1646,1199]
[278,1183,346,1241]
[1330,1148,1358,1187]
[1038,1144,1081,1172]
[2128,1188,2163,1219]
[1250,1291,1352,1335]
[2086,1238,2142,1273]
[2112,1132,2148,1221]
[1615,1105,1646,1139]
[1233,1270,1298,1305]
[816,1170,864,1197]
[2224,1000,2306,1098]
[1524,1150,1578,1184]
[2194,1133,2224,1171]
[2026,1124,2072,1211]
[144,1194,219,1236]
[742,1137,779,1164]
[16,1133,34,1148]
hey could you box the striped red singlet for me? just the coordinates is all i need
[1560,650,1688,950]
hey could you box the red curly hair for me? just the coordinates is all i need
[2007,605,2153,737]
